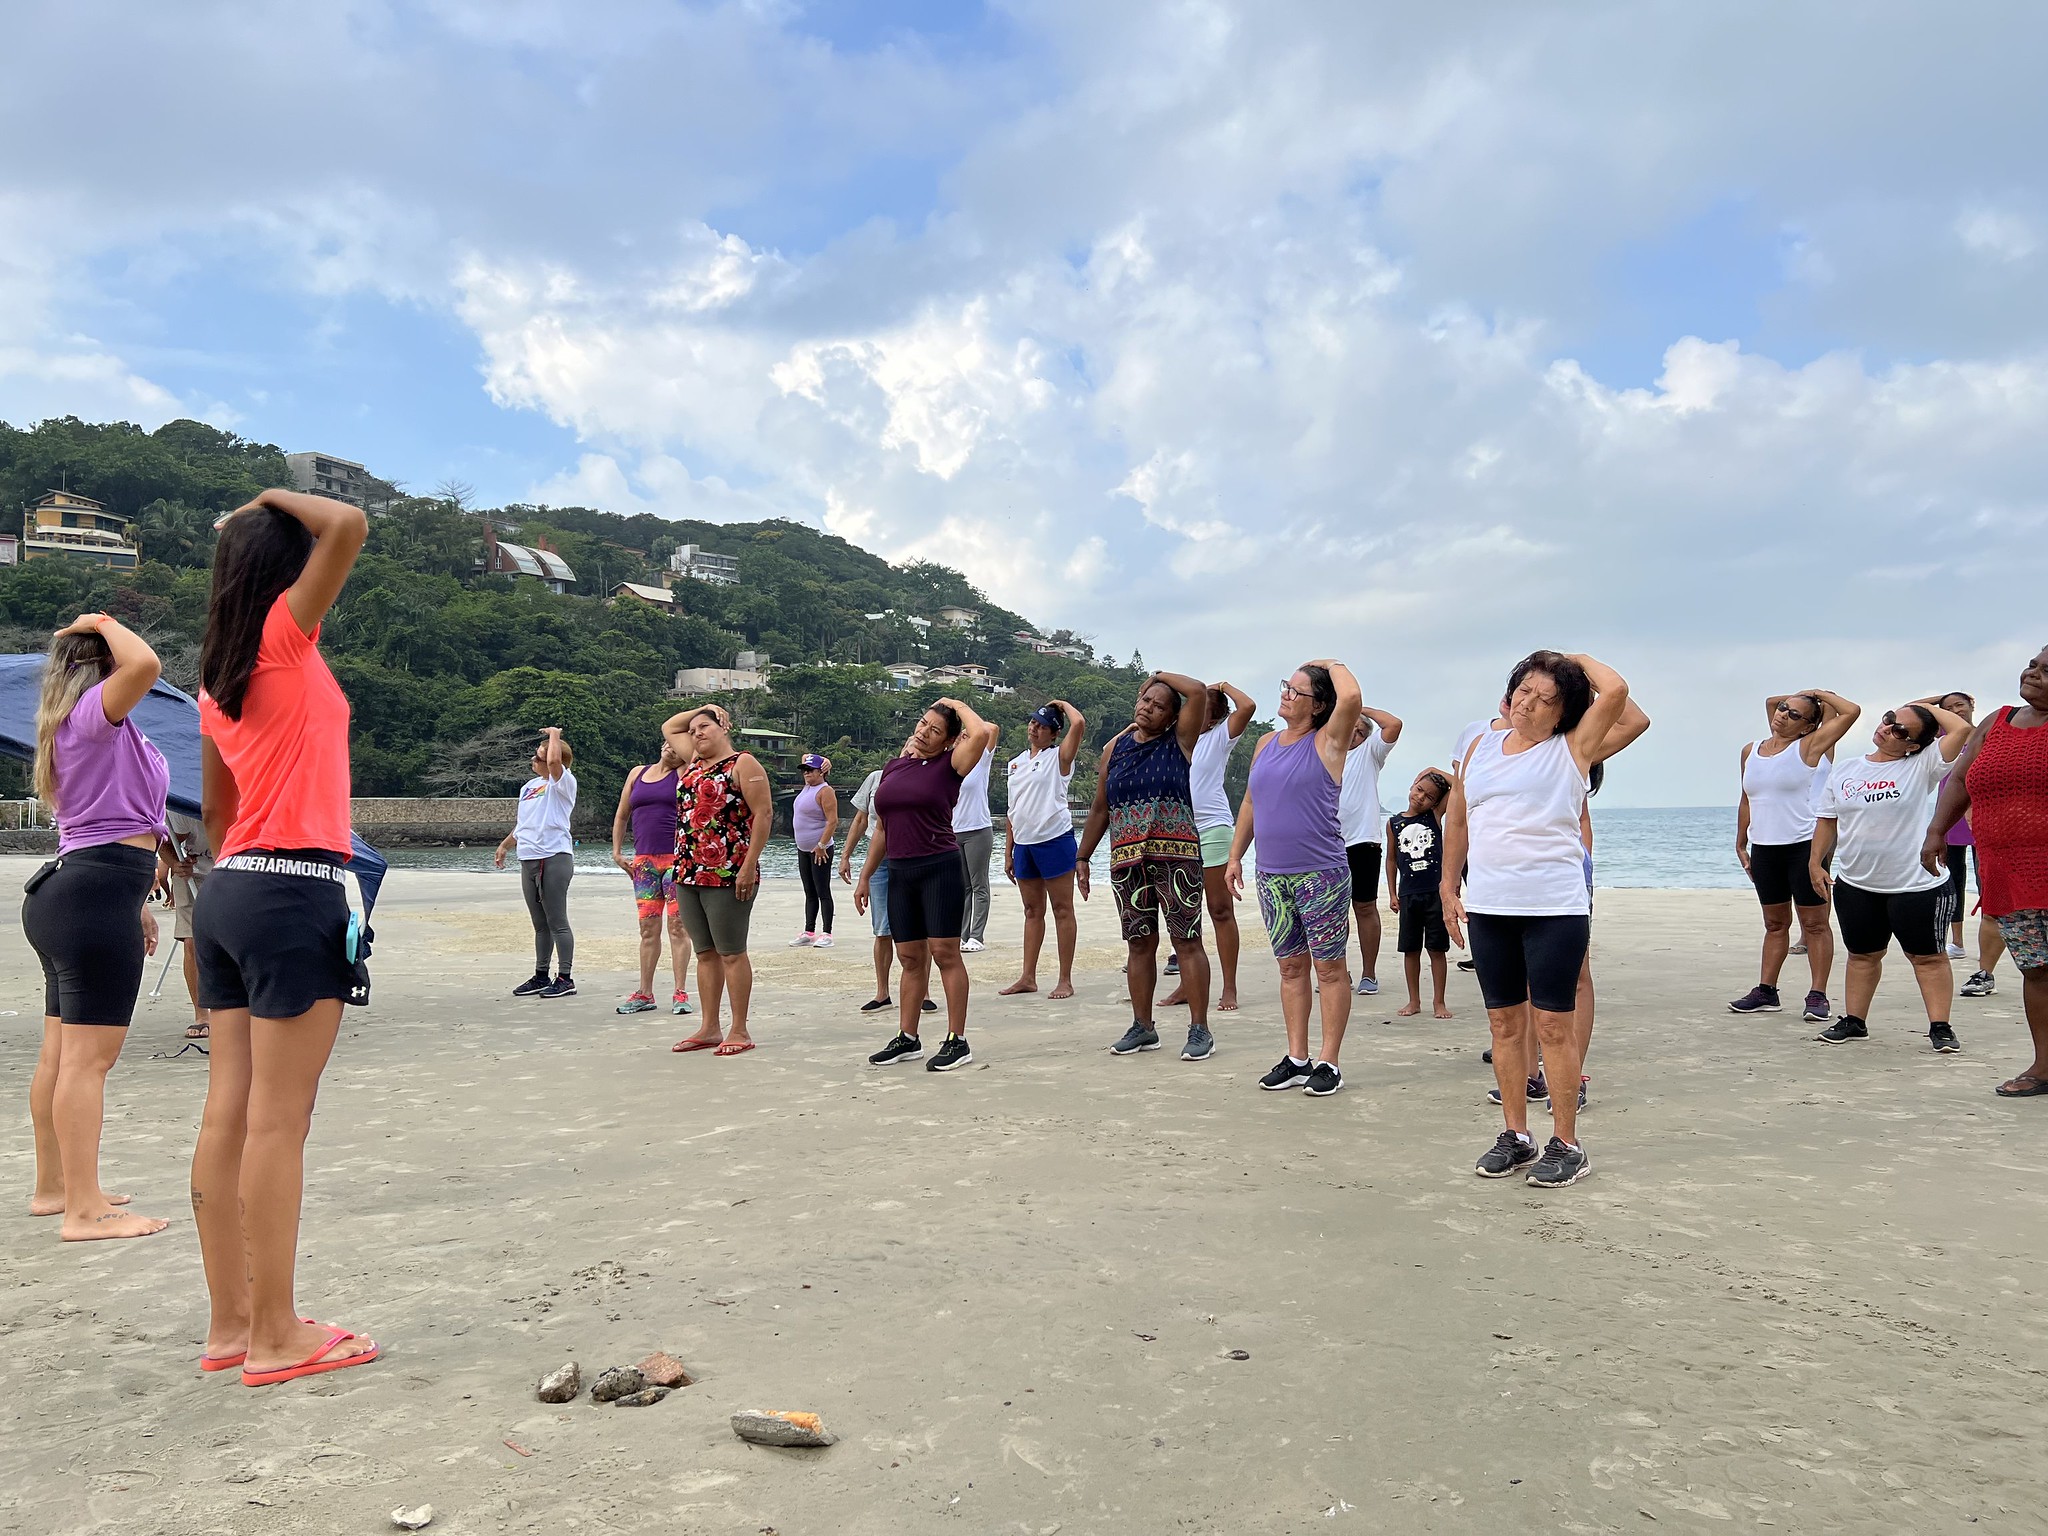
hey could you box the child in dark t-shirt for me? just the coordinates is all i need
[1386,769,1453,1019]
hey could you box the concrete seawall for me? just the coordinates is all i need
[0,797,612,853]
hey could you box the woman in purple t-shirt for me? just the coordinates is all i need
[855,696,999,1073]
[21,613,171,1242]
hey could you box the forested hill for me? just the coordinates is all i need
[0,416,1244,808]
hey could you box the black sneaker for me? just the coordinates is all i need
[1815,1018,1867,1044]
[1475,1130,1539,1178]
[1960,970,1996,998]
[1728,984,1781,1014]
[861,996,893,1012]
[1929,1023,1962,1054]
[927,1035,973,1072]
[1111,1021,1161,1055]
[1482,1047,1493,1064]
[1802,991,1831,1022]
[1259,1056,1313,1091]
[869,1033,924,1065]
[921,998,939,1013]
[1527,1136,1591,1187]
[1303,1062,1342,1096]
[1180,1024,1214,1061]
[1456,958,1477,972]
[512,971,550,997]
[541,975,577,998]
[1488,1073,1548,1106]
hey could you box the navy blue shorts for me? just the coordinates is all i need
[1013,831,1078,882]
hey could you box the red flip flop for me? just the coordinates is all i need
[201,1317,318,1371]
[672,1038,721,1053]
[241,1326,380,1387]
[714,1040,757,1055]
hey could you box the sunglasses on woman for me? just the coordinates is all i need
[1774,701,1813,725]
[1880,710,1917,742]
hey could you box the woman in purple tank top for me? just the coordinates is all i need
[609,738,695,1016]
[1226,659,1363,1098]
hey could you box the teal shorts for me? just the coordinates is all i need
[1198,825,1233,869]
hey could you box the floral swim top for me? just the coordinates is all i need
[676,753,753,887]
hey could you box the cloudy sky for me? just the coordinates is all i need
[4,0,2044,805]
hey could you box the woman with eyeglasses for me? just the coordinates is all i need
[1730,690,1861,1021]
[1809,699,1971,1049]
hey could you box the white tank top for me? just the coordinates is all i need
[1005,747,1074,845]
[1462,729,1590,916]
[1742,737,1827,846]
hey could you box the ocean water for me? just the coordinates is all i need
[381,806,1754,889]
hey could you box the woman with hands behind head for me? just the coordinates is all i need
[1002,701,1088,999]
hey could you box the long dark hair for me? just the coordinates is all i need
[201,509,312,720]
[1506,650,1593,736]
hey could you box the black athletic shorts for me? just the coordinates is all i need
[1467,911,1590,1014]
[21,843,158,1026]
[887,851,967,945]
[1345,842,1382,903]
[1396,890,1450,954]
[194,850,357,1018]
[1833,880,1956,959]
[1749,839,1828,908]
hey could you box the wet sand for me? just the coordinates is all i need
[3,858,2045,1534]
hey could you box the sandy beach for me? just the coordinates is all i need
[4,857,2046,1535]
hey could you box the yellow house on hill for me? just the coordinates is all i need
[23,490,139,570]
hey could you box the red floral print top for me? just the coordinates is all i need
[675,753,754,887]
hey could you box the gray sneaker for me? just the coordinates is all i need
[1180,1024,1214,1061]
[1354,975,1379,996]
[1527,1136,1591,1188]
[1111,1021,1162,1055]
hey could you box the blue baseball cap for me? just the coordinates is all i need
[1031,705,1064,731]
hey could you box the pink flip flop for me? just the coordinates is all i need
[714,1040,757,1055]
[241,1326,380,1387]
[201,1316,318,1372]
[672,1038,721,1053]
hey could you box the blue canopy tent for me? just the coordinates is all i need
[0,654,387,915]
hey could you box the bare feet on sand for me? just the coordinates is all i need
[61,1206,168,1241]
[1049,980,1075,1000]
[1396,999,1422,1017]
[1161,989,1187,1007]
[999,979,1038,996]
[31,1191,130,1216]
[1218,991,1238,1011]
[1434,1003,1454,1019]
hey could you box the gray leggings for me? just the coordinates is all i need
[521,852,575,975]
[958,826,994,944]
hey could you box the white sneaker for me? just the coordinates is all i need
[789,933,815,947]
[812,934,835,949]
[961,938,985,953]
[1946,943,1967,960]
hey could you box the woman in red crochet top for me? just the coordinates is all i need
[1925,644,2048,1096]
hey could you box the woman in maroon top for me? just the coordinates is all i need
[856,696,999,1072]
[1924,643,2048,1096]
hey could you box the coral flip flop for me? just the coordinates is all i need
[241,1326,380,1387]
[672,1037,721,1053]
[714,1040,757,1055]
[201,1316,319,1371]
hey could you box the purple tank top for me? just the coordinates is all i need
[793,783,831,851]
[1246,731,1345,875]
[628,767,678,857]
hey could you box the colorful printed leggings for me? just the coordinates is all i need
[1256,866,1353,962]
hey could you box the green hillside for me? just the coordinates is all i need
[0,415,1269,814]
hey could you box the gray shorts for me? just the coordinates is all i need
[674,883,754,956]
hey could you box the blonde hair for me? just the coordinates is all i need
[34,634,112,812]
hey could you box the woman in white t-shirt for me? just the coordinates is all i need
[493,728,578,998]
[1810,700,1970,1049]
[952,738,999,951]
[1001,701,1088,998]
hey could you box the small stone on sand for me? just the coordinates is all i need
[590,1366,647,1403]
[614,1386,671,1407]
[390,1505,434,1530]
[637,1350,693,1388]
[731,1409,837,1447]
[536,1361,582,1403]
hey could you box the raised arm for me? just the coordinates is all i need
[55,613,160,723]
[1052,699,1088,775]
[1151,670,1208,758]
[1594,696,1651,764]
[217,489,368,637]
[1923,703,1972,763]
[537,726,566,781]
[1311,660,1364,759]
[661,704,722,759]
[937,696,998,777]
[1359,704,1403,746]
[1215,681,1257,740]
[1565,654,1630,775]
[1800,690,1862,767]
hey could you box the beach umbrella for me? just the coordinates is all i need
[0,654,387,916]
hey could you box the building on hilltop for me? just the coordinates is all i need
[674,652,770,695]
[0,533,16,565]
[285,452,393,512]
[669,544,740,585]
[479,522,576,594]
[21,490,139,570]
[611,581,677,610]
[937,605,978,629]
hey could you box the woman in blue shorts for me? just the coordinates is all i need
[1002,701,1087,1000]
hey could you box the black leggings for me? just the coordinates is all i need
[1945,845,1973,924]
[1467,911,1590,1014]
[21,843,157,1025]
[798,843,835,934]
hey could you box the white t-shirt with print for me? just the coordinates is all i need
[1339,725,1395,845]
[1006,747,1075,845]
[1189,721,1238,831]
[1815,749,1948,894]
[515,768,578,860]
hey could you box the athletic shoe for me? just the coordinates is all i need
[860,996,894,1012]
[616,991,656,1015]
[961,938,985,953]
[1961,970,1997,998]
[1354,976,1379,996]
[813,934,835,949]
[1303,1062,1343,1096]
[1475,1130,1539,1179]
[1728,985,1781,1014]
[1574,1077,1588,1112]
[672,990,695,1016]
[512,972,550,997]
[1930,1023,1962,1054]
[927,1035,973,1071]
[1526,1136,1591,1188]
[1165,953,1180,976]
[1802,991,1831,1022]
[1111,1022,1162,1055]
[921,998,940,1013]
[869,1033,924,1065]
[1456,959,1477,972]
[1259,1057,1313,1091]
[789,933,816,947]
[541,975,577,998]
[1945,943,1968,960]
[1815,1018,1868,1044]
[1180,1024,1214,1061]
[1482,1047,1493,1064]
[1488,1073,1548,1106]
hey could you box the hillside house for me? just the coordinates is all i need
[21,491,138,570]
[611,581,677,610]
[480,523,576,593]
[669,544,740,585]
